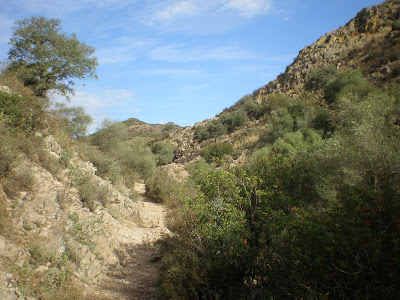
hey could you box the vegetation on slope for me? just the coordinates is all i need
[156,69,400,299]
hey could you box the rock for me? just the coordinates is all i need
[34,265,49,275]
[0,86,12,94]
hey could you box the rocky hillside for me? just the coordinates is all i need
[169,0,400,163]
[0,133,170,299]
[256,0,400,98]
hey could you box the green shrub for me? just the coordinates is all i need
[160,82,400,299]
[0,91,43,132]
[151,141,175,166]
[324,69,365,104]
[305,65,337,92]
[313,108,335,137]
[194,119,228,142]
[145,170,179,204]
[201,142,233,163]
[263,93,291,112]
[220,109,248,132]
[237,95,267,119]
[17,243,82,300]
[90,120,128,152]
[259,108,294,145]
[111,138,156,179]
[392,20,400,31]
[0,116,17,175]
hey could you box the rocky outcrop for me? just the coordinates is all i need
[255,1,400,99]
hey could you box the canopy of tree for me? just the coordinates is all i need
[7,17,97,98]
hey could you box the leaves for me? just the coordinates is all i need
[7,17,98,98]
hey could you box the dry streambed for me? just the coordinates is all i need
[93,183,170,300]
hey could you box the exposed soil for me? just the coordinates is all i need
[92,183,169,300]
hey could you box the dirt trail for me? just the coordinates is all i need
[94,183,169,300]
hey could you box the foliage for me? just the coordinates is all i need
[0,91,43,132]
[393,20,400,31]
[17,243,81,299]
[194,119,228,142]
[201,142,234,163]
[90,120,128,152]
[151,141,175,166]
[263,93,291,112]
[69,166,111,211]
[313,108,335,137]
[220,109,248,132]
[324,69,365,104]
[51,103,93,138]
[304,65,338,92]
[145,170,180,204]
[159,79,400,299]
[237,95,267,119]
[7,16,97,98]
[110,138,157,179]
[259,108,294,145]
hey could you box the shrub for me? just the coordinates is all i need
[324,69,365,104]
[313,108,335,137]
[201,142,233,163]
[392,20,400,31]
[263,93,291,112]
[145,170,179,204]
[17,243,82,299]
[111,138,156,179]
[259,108,294,145]
[304,65,337,92]
[90,120,127,152]
[194,119,227,142]
[151,141,175,166]
[0,91,43,132]
[221,109,248,132]
[237,95,267,119]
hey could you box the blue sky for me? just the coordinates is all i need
[0,0,381,130]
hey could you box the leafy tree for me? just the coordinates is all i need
[52,103,92,138]
[7,17,97,98]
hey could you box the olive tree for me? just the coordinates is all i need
[7,17,98,98]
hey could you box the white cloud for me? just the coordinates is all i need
[52,87,139,132]
[143,0,275,32]
[141,68,202,77]
[224,0,273,17]
[150,44,261,62]
[153,1,198,22]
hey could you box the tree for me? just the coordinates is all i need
[7,17,98,98]
[52,103,93,138]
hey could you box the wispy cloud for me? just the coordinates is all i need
[148,0,274,23]
[150,44,262,62]
[140,68,202,77]
[52,87,139,131]
[142,0,276,33]
[152,1,198,22]
[96,38,151,65]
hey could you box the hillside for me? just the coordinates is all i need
[169,0,400,163]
